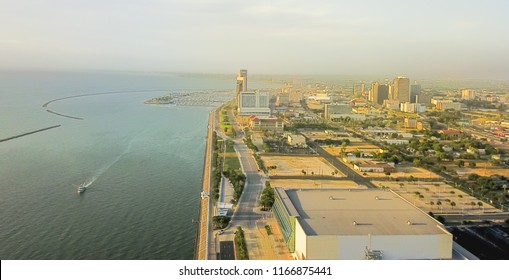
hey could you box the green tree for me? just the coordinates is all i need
[259,185,275,211]
[450,201,456,209]
[212,216,231,230]
[234,226,249,260]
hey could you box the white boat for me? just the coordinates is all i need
[77,184,87,194]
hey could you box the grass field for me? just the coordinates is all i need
[222,141,240,171]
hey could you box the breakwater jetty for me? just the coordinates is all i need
[0,125,61,143]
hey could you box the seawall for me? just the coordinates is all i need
[194,110,214,260]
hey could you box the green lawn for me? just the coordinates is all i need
[223,140,241,170]
[224,154,241,171]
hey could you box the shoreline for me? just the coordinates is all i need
[194,109,214,260]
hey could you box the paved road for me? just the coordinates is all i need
[215,106,289,259]
[308,142,378,188]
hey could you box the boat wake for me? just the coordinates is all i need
[77,132,143,191]
[81,178,95,189]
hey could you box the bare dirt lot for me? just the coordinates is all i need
[339,160,443,180]
[261,155,344,177]
[372,181,500,215]
[269,179,365,189]
[386,165,442,179]
[463,167,509,177]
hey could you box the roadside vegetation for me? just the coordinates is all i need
[212,216,231,230]
[259,181,275,211]
[234,226,249,260]
[211,131,221,200]
[212,131,246,204]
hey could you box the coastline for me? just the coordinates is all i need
[194,109,214,260]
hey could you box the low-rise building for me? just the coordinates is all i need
[416,121,431,131]
[273,188,453,260]
[435,100,462,111]
[382,139,409,145]
[402,103,427,113]
[461,89,476,100]
[353,161,397,173]
[330,113,366,121]
[404,118,417,128]
[249,116,285,132]
[324,103,352,119]
[288,134,306,146]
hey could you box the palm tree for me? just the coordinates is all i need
[470,201,476,209]
[477,201,483,209]
[430,201,435,209]
[450,201,456,209]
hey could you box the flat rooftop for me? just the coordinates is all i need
[280,188,449,236]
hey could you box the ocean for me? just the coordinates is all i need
[0,70,234,259]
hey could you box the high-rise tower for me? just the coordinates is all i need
[410,83,421,103]
[236,69,248,108]
[394,76,410,103]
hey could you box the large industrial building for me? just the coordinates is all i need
[273,187,453,260]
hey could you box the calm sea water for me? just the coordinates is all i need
[0,71,234,259]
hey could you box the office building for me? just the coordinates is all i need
[238,91,271,116]
[410,84,421,103]
[394,76,410,103]
[375,84,389,105]
[324,103,352,119]
[461,89,476,100]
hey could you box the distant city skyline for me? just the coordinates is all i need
[1,0,509,80]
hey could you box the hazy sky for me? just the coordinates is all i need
[1,0,508,79]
